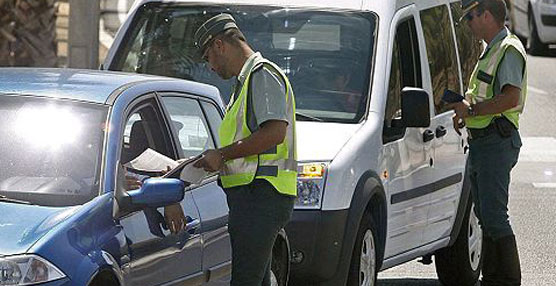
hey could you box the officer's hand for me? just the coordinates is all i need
[164,203,186,234]
[446,100,471,119]
[193,150,222,172]
[452,114,465,136]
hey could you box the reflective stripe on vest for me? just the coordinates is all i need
[218,57,297,196]
[465,34,527,129]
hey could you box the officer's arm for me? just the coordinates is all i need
[220,120,287,160]
[470,85,520,116]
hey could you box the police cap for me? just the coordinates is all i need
[194,13,239,54]
[461,0,482,20]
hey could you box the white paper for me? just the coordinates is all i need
[179,156,209,184]
[126,148,179,172]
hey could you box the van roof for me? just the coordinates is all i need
[132,0,369,11]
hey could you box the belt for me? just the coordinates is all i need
[467,123,498,140]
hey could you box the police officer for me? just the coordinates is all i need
[451,0,526,285]
[193,14,297,286]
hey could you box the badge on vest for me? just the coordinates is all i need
[477,70,494,84]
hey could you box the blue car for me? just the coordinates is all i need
[0,68,290,286]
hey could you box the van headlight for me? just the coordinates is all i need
[295,162,329,209]
[0,255,65,285]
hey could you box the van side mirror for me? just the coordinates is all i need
[114,178,185,218]
[391,87,431,128]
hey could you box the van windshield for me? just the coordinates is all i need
[110,4,377,123]
[0,95,107,207]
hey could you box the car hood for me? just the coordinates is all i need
[0,202,78,255]
[296,121,362,162]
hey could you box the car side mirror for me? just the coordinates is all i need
[114,177,185,218]
[391,87,431,128]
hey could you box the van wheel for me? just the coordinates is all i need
[435,201,482,286]
[527,12,548,56]
[347,213,378,286]
[271,239,289,286]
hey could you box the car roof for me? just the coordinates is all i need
[0,68,221,105]
[132,0,368,11]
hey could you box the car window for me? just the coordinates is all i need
[0,95,107,206]
[120,98,175,165]
[200,100,223,148]
[450,2,483,91]
[420,5,461,114]
[383,17,420,144]
[110,4,377,123]
[161,96,215,159]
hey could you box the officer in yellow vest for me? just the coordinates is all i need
[193,14,297,286]
[450,0,526,284]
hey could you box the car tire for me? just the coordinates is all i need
[435,199,482,286]
[347,212,378,286]
[527,12,549,56]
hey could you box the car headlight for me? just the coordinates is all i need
[0,255,65,285]
[295,162,329,209]
[542,0,556,5]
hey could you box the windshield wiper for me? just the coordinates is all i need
[295,112,323,122]
[0,195,31,205]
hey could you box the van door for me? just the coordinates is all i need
[419,4,468,244]
[381,7,436,257]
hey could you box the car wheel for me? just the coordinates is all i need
[435,200,482,286]
[347,212,378,286]
[527,12,549,56]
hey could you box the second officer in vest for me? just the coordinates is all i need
[450,0,526,285]
[193,13,297,286]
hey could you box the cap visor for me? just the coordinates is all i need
[459,2,480,22]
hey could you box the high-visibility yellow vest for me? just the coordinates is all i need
[465,33,527,129]
[218,57,297,196]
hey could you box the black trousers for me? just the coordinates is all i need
[224,179,295,286]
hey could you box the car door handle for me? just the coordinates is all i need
[184,217,201,234]
[423,129,435,142]
[436,126,447,138]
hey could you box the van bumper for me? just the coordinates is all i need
[285,209,350,283]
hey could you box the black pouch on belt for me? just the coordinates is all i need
[494,116,515,138]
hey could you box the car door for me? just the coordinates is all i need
[159,93,232,285]
[419,4,468,244]
[381,7,436,257]
[117,95,204,286]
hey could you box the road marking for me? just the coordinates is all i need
[519,137,556,162]
[527,86,548,95]
[532,183,556,189]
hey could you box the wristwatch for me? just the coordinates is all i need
[467,105,477,117]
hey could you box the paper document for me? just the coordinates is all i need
[126,148,178,174]
[178,157,209,184]
[125,148,209,184]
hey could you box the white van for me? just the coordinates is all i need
[508,0,556,55]
[103,0,484,285]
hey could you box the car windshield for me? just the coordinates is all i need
[110,4,377,123]
[0,95,108,207]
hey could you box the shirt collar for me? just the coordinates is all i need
[485,27,509,51]
[237,52,262,85]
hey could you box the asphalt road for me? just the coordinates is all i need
[377,49,556,285]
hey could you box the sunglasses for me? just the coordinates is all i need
[464,10,482,22]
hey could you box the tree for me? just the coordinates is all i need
[0,0,58,67]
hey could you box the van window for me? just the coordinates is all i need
[420,5,461,114]
[109,4,377,123]
[383,17,421,143]
[450,2,483,90]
